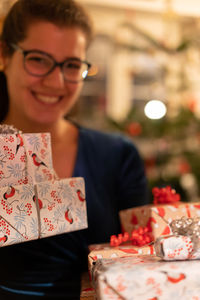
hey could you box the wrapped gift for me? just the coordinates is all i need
[0,132,55,186]
[0,128,88,247]
[88,242,154,277]
[0,177,87,246]
[119,202,200,241]
[119,186,200,241]
[94,255,200,299]
[114,187,199,251]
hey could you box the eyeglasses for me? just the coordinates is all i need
[10,43,91,83]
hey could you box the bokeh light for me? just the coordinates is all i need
[144,100,167,120]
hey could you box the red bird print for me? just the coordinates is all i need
[32,153,47,168]
[3,186,16,200]
[120,248,139,254]
[77,189,85,202]
[156,207,165,218]
[0,235,8,246]
[15,133,24,154]
[146,217,157,232]
[131,214,138,225]
[167,273,186,283]
[161,225,171,236]
[33,195,43,209]
[65,209,73,224]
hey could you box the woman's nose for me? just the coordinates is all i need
[42,66,65,88]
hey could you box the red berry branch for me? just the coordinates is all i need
[152,186,180,204]
[110,227,153,247]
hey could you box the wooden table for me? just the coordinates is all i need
[80,272,96,299]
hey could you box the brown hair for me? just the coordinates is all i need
[2,0,93,55]
[0,0,93,122]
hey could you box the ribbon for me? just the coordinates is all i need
[33,185,42,239]
[152,186,180,204]
[110,217,200,261]
[156,216,200,260]
[110,226,153,247]
[0,124,22,134]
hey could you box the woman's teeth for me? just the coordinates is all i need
[36,94,60,103]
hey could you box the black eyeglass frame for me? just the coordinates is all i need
[10,43,91,83]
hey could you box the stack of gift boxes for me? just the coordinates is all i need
[88,186,200,299]
[0,127,87,246]
[2,126,200,299]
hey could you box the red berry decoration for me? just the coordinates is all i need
[152,186,180,205]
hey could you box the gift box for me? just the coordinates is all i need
[94,255,200,299]
[119,202,200,241]
[0,177,87,246]
[0,132,55,186]
[0,131,87,247]
[88,242,154,278]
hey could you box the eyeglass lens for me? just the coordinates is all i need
[25,52,89,81]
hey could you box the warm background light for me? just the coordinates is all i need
[144,99,167,119]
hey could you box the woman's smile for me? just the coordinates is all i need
[31,91,62,104]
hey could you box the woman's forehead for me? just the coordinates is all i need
[21,21,87,58]
[25,21,86,41]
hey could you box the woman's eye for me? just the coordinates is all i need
[67,62,81,69]
[28,56,47,64]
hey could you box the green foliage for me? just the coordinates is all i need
[106,107,200,202]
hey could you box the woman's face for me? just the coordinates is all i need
[2,21,87,126]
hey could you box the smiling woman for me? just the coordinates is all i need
[0,0,149,299]
[2,22,88,131]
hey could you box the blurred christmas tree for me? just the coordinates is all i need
[76,11,200,203]
[107,105,200,203]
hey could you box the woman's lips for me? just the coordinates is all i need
[33,92,62,104]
